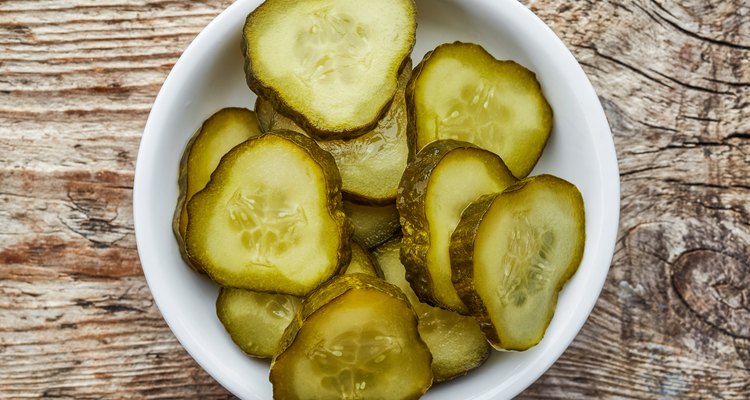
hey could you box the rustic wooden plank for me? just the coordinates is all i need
[0,0,236,397]
[0,169,140,280]
[0,0,748,398]
[519,0,750,398]
[0,278,232,399]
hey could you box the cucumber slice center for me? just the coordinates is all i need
[435,76,540,153]
[226,188,308,269]
[438,79,503,141]
[296,10,372,86]
[498,212,554,307]
[309,326,402,369]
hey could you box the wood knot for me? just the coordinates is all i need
[672,250,750,339]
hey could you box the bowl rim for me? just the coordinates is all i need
[133,0,620,398]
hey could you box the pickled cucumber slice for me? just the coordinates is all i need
[243,0,417,138]
[343,240,383,277]
[407,42,553,178]
[344,200,400,249]
[271,274,433,399]
[450,175,585,350]
[254,61,413,204]
[216,288,302,358]
[374,239,490,382]
[398,140,516,313]
[172,108,262,271]
[185,130,351,296]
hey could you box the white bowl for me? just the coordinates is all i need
[134,0,619,398]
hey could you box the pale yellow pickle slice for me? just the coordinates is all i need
[408,42,553,178]
[451,175,585,350]
[243,0,417,138]
[271,274,433,399]
[343,240,383,277]
[344,200,401,249]
[216,240,378,360]
[185,130,351,296]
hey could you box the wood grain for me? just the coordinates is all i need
[1,0,748,398]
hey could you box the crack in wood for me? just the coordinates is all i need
[576,44,676,90]
[701,77,750,88]
[649,0,750,51]
[648,68,733,96]
[664,178,750,191]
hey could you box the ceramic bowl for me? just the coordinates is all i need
[134,0,620,398]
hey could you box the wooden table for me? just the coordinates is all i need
[1,0,748,398]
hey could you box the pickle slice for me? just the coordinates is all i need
[450,175,585,350]
[407,42,553,178]
[243,0,417,138]
[343,240,383,278]
[271,274,433,399]
[344,200,401,249]
[398,140,516,313]
[216,288,302,358]
[173,108,262,271]
[254,61,413,204]
[374,239,490,382]
[185,130,351,296]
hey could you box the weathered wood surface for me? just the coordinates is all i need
[0,0,748,398]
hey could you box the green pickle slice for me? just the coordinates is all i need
[374,239,490,382]
[450,175,585,350]
[216,288,302,358]
[398,140,516,313]
[408,42,553,178]
[173,108,262,271]
[254,61,413,204]
[243,0,417,138]
[271,274,433,399]
[185,130,351,296]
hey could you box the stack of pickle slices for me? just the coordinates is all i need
[172,0,586,398]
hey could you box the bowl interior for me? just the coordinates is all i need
[134,0,619,399]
